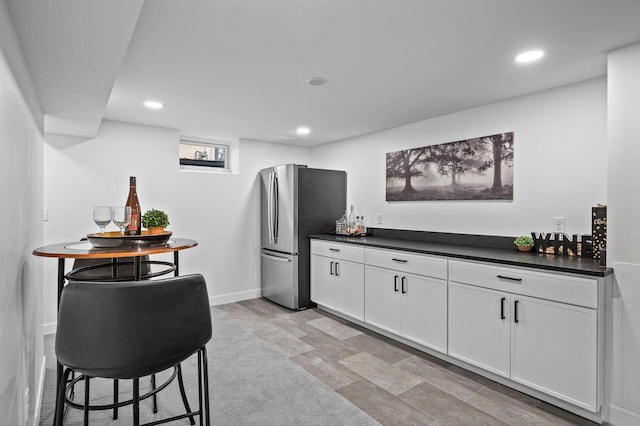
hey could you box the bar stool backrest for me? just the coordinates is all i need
[55,274,212,379]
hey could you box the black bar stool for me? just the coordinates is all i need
[54,274,212,425]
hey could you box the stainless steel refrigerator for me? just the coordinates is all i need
[260,164,346,310]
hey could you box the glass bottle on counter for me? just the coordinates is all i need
[348,205,356,228]
[125,176,141,235]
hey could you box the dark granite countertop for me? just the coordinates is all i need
[310,231,612,278]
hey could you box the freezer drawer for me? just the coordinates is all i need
[260,250,299,309]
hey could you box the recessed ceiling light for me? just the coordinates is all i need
[514,50,545,64]
[144,100,164,109]
[307,76,327,86]
[296,126,311,136]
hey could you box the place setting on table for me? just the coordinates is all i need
[85,204,173,249]
[59,176,173,253]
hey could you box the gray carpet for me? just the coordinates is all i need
[39,307,379,425]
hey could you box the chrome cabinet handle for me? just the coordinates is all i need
[392,258,408,263]
[329,248,340,252]
[330,261,334,275]
[401,276,407,294]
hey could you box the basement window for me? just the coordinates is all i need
[179,137,228,170]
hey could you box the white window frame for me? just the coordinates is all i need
[179,136,239,174]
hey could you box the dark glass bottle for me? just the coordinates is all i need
[126,176,141,235]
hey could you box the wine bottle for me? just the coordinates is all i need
[126,176,141,235]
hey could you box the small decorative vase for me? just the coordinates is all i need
[517,245,533,252]
[148,227,165,234]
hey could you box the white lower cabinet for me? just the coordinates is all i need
[310,255,334,309]
[448,282,511,377]
[364,248,448,353]
[363,266,401,333]
[310,241,364,321]
[448,260,601,412]
[511,294,597,410]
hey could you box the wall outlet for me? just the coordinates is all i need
[376,213,383,224]
[552,217,565,233]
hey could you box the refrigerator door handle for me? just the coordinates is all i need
[273,172,279,243]
[267,172,274,244]
[260,252,292,263]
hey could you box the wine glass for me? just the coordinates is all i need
[112,206,131,236]
[93,206,113,234]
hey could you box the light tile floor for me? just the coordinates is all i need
[216,298,599,426]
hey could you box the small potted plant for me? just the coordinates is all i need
[514,236,535,252]
[142,209,170,234]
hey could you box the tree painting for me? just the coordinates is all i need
[386,132,514,201]
[385,148,430,194]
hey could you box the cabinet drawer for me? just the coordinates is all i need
[449,260,598,308]
[365,247,447,280]
[311,240,364,263]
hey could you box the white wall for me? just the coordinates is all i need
[310,78,607,238]
[0,4,45,423]
[42,120,309,329]
[607,42,640,426]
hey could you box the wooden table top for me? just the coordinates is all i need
[32,238,198,259]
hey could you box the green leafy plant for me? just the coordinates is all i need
[141,209,170,229]
[514,236,534,247]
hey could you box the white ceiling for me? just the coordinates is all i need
[6,0,640,146]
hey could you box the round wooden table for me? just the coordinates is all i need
[34,237,198,306]
[33,237,198,425]
[33,237,198,258]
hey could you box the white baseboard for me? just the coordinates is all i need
[43,322,56,335]
[32,355,46,426]
[608,404,640,426]
[210,288,262,306]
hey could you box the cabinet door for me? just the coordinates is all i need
[310,255,335,309]
[511,295,598,411]
[448,282,511,378]
[401,273,447,354]
[332,260,365,321]
[364,266,401,334]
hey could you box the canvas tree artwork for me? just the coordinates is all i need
[386,132,514,201]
